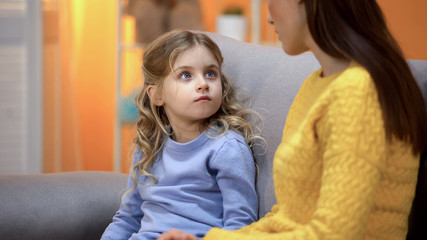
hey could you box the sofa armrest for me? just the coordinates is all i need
[0,171,127,240]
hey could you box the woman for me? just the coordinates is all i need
[158,0,427,239]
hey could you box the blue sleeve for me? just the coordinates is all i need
[101,149,144,240]
[210,137,259,230]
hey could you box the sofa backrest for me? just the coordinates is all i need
[206,32,427,239]
[207,32,320,217]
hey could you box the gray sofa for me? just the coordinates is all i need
[1,32,426,240]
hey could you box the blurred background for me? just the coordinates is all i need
[0,0,426,175]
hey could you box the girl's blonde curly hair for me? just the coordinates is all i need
[131,30,264,188]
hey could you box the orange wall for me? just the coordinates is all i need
[377,0,427,60]
[42,6,58,172]
[43,0,427,174]
[201,0,427,60]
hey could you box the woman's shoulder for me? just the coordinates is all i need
[317,61,380,112]
[333,61,373,89]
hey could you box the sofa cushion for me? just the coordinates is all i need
[0,171,127,240]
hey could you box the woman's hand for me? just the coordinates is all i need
[157,229,198,240]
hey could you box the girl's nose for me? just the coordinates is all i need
[196,77,209,92]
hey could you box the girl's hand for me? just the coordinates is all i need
[157,229,198,240]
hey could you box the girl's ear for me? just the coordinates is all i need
[147,85,164,106]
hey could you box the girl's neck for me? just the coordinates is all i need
[170,121,205,143]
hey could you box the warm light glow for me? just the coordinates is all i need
[42,0,427,174]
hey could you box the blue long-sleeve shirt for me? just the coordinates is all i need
[101,130,258,240]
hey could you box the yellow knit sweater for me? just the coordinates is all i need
[204,61,419,240]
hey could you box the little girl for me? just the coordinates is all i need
[101,30,263,240]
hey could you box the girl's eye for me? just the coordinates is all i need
[206,70,216,78]
[179,71,191,79]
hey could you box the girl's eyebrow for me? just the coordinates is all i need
[173,66,192,71]
[173,64,219,71]
[206,64,220,70]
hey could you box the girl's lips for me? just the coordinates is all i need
[195,96,211,102]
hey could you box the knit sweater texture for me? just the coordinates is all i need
[102,130,258,240]
[204,61,419,240]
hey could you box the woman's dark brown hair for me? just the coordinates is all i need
[304,0,427,154]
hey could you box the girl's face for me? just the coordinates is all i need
[267,0,310,55]
[154,46,223,130]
